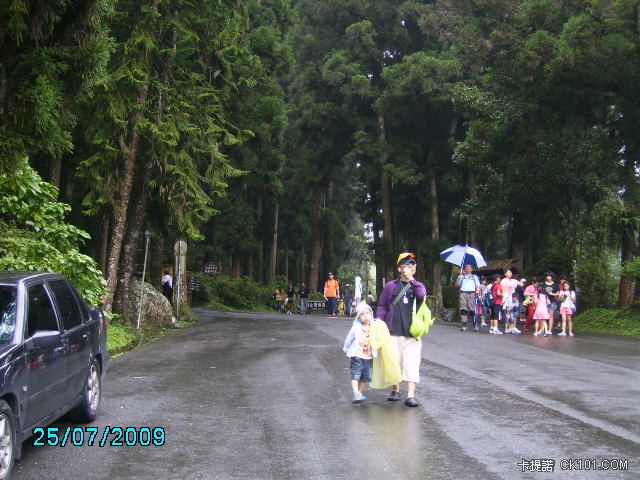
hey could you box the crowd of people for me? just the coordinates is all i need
[457,267,578,337]
[272,274,377,317]
[270,256,578,407]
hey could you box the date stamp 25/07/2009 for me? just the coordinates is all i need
[517,458,630,473]
[32,426,166,448]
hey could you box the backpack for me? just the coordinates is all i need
[484,289,494,308]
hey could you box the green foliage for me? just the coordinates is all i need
[192,274,274,311]
[575,308,640,337]
[0,0,114,170]
[107,320,137,356]
[576,261,617,310]
[0,159,107,305]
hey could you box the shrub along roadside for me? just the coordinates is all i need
[192,274,274,312]
[107,306,201,357]
[575,308,640,337]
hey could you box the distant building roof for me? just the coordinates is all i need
[476,258,522,274]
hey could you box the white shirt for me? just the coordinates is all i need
[458,274,480,292]
[162,274,173,288]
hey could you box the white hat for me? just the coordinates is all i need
[354,302,373,319]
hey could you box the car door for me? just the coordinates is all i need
[24,283,67,427]
[47,279,91,404]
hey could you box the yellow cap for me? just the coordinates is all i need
[396,252,417,266]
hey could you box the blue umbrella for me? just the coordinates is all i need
[440,245,487,269]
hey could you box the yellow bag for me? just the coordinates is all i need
[409,298,433,339]
[370,319,402,389]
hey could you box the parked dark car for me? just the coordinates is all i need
[0,272,109,479]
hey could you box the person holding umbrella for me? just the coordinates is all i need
[456,264,481,331]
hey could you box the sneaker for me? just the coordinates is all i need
[494,329,503,335]
[558,332,566,336]
[543,332,550,337]
[547,330,553,335]
[533,332,540,336]
[352,392,366,403]
[388,391,401,402]
[481,322,488,327]
[474,326,479,332]
[514,327,521,333]
[489,328,495,334]
[460,324,467,331]
[569,332,574,337]
[404,397,419,407]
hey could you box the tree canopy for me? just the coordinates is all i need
[2,0,640,317]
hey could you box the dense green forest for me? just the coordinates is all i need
[2,0,640,319]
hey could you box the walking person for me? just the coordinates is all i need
[542,273,559,334]
[490,275,503,334]
[162,270,173,302]
[300,282,310,314]
[455,264,481,332]
[557,282,577,337]
[533,287,551,336]
[343,303,376,403]
[375,252,427,407]
[344,283,354,317]
[324,272,340,317]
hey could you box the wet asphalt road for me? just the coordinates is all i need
[14,310,640,479]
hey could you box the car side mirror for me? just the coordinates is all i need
[25,330,61,351]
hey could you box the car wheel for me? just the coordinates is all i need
[68,359,101,423]
[0,401,15,480]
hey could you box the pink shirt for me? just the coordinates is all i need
[524,285,537,296]
[500,278,519,301]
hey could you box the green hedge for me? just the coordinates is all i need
[575,308,640,337]
[192,274,274,311]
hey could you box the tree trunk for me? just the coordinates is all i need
[113,166,150,319]
[427,148,442,306]
[308,189,324,292]
[618,226,636,308]
[268,201,279,283]
[104,83,150,313]
[257,194,264,283]
[468,167,477,245]
[98,211,110,276]
[618,156,640,308]
[50,157,62,189]
[378,114,395,281]
[151,234,164,290]
[231,252,242,279]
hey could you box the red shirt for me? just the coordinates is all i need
[492,283,503,305]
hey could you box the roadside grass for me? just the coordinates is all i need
[575,308,640,337]
[107,306,202,358]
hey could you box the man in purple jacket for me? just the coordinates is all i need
[375,252,427,407]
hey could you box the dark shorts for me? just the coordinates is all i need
[350,357,372,382]
[492,303,502,320]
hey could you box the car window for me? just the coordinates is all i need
[0,286,17,345]
[48,280,83,330]
[27,284,59,337]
